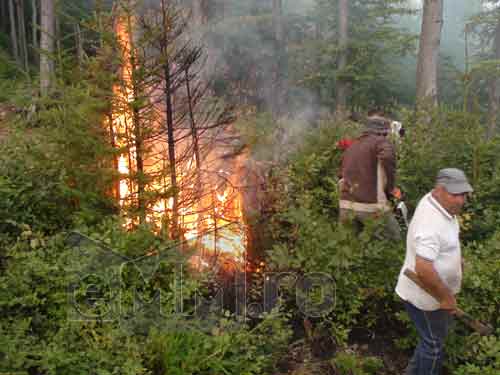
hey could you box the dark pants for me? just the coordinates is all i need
[339,208,401,241]
[404,301,453,375]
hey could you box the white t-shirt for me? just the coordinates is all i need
[395,193,462,311]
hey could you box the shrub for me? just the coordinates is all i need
[0,218,292,374]
[265,110,500,372]
[331,352,384,375]
[144,310,291,375]
[0,83,116,234]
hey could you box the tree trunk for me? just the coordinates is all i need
[272,0,283,43]
[161,0,180,240]
[40,0,55,96]
[416,0,443,107]
[185,68,202,202]
[488,17,500,139]
[9,0,19,63]
[271,0,287,117]
[75,23,84,67]
[336,0,349,118]
[164,61,180,239]
[16,0,29,71]
[1,0,8,34]
[185,68,204,246]
[32,0,38,64]
[126,14,146,224]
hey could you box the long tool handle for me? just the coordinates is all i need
[403,269,493,336]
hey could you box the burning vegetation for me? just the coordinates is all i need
[108,1,249,266]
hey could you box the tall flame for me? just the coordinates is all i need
[111,15,247,266]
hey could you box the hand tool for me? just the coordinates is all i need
[404,268,493,336]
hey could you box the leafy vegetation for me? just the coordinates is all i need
[0,0,500,374]
[262,111,500,373]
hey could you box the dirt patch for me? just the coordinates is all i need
[276,340,336,375]
[349,326,410,374]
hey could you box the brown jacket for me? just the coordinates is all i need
[339,132,396,205]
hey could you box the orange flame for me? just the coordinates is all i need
[111,15,247,266]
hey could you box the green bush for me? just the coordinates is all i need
[398,108,500,242]
[266,120,405,345]
[144,310,291,375]
[0,83,116,234]
[0,220,172,372]
[331,352,384,375]
[265,109,500,371]
[0,50,23,102]
[0,218,292,374]
[452,336,500,375]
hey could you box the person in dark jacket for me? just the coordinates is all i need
[338,115,401,240]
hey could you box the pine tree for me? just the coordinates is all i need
[101,0,234,239]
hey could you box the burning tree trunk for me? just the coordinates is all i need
[108,0,237,254]
[126,13,147,224]
[185,67,203,206]
[185,67,204,247]
[109,4,162,227]
[159,0,180,239]
[163,61,180,238]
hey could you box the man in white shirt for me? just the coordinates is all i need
[395,168,473,375]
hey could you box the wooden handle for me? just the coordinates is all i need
[403,269,493,336]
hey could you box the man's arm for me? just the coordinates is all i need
[338,155,344,179]
[376,139,396,195]
[415,256,457,313]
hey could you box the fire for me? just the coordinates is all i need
[117,155,129,205]
[110,14,247,265]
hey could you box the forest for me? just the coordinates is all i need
[0,0,499,374]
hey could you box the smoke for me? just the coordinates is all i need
[407,0,422,8]
[146,1,489,158]
[186,0,324,161]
